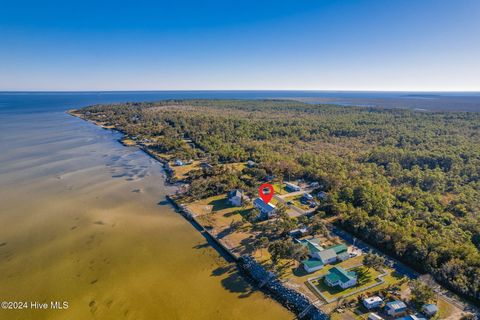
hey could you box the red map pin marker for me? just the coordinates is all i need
[259,183,274,204]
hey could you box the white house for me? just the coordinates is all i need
[253,198,276,219]
[285,182,301,192]
[228,189,244,207]
[173,159,185,166]
[363,296,383,309]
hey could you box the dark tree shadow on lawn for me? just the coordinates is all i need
[224,208,252,218]
[238,236,257,254]
[292,266,309,277]
[208,198,230,211]
[216,226,235,239]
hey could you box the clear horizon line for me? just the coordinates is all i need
[1,89,479,93]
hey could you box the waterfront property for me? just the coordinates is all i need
[228,189,244,207]
[174,159,185,166]
[298,239,349,273]
[363,296,383,309]
[253,198,276,219]
[324,266,357,289]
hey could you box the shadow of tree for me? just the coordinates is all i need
[193,242,210,249]
[211,264,255,298]
[292,266,309,277]
[217,226,235,239]
[208,198,229,211]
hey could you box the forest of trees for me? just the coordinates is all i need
[78,99,480,304]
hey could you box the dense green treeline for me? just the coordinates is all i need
[79,99,480,303]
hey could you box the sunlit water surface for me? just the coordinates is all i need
[0,92,292,320]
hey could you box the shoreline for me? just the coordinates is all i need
[68,109,327,319]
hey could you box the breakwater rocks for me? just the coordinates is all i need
[238,256,328,320]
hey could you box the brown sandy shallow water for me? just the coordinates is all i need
[0,101,292,320]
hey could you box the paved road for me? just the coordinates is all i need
[276,188,314,199]
[274,188,317,217]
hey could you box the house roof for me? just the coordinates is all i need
[318,248,337,262]
[364,296,383,304]
[253,198,276,213]
[285,182,300,188]
[302,258,323,269]
[386,300,407,311]
[325,266,356,284]
[337,252,350,260]
[327,243,348,254]
[228,189,243,199]
[422,304,438,314]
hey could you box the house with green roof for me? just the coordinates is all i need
[297,238,351,273]
[301,258,324,273]
[324,266,357,289]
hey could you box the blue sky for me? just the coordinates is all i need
[1,0,479,91]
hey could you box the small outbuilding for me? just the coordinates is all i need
[173,159,185,166]
[302,258,324,273]
[285,182,301,192]
[422,304,438,317]
[368,313,384,320]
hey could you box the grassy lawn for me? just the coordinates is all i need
[186,194,259,255]
[280,253,404,307]
[186,194,255,230]
[171,160,201,180]
[221,162,247,172]
[121,138,137,146]
[437,297,461,319]
[272,182,288,195]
